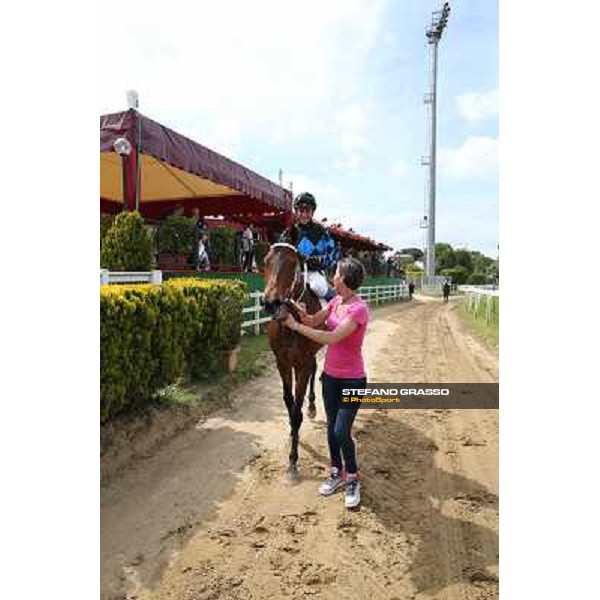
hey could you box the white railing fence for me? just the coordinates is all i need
[458,284,499,293]
[241,283,409,335]
[100,269,163,285]
[100,272,409,336]
[458,285,499,324]
[358,284,409,304]
[242,292,269,336]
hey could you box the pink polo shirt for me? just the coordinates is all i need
[323,295,370,379]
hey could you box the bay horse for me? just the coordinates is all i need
[262,229,323,477]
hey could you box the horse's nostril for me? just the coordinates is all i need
[263,298,275,315]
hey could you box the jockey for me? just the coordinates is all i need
[280,192,336,301]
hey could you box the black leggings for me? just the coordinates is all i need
[321,372,366,475]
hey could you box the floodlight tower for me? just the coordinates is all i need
[423,2,450,281]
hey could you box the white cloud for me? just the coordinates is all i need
[339,130,368,169]
[99,0,389,157]
[436,207,499,258]
[333,103,368,169]
[350,213,421,250]
[335,104,365,130]
[456,89,499,123]
[439,136,499,181]
[390,159,412,180]
[280,172,370,232]
[280,172,344,215]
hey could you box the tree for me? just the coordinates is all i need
[435,243,456,273]
[400,247,424,261]
[406,263,424,274]
[467,272,488,285]
[470,251,492,274]
[488,259,499,283]
[100,211,154,271]
[440,265,469,285]
[454,248,473,273]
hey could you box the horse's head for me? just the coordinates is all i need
[262,242,300,321]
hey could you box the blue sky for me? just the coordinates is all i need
[99,0,498,257]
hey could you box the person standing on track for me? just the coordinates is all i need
[443,279,451,303]
[283,257,369,509]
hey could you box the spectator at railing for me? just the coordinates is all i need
[242,223,255,273]
[197,234,211,272]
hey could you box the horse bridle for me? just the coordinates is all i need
[269,243,309,319]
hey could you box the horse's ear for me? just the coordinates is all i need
[288,225,299,247]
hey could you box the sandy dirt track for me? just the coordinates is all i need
[101,297,499,600]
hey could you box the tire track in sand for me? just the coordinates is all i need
[102,297,498,600]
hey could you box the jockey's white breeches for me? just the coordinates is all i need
[306,271,329,297]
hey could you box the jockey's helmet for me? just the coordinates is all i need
[293,192,317,212]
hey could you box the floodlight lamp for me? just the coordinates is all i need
[113,137,132,156]
[126,90,139,110]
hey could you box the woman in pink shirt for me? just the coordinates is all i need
[284,258,369,509]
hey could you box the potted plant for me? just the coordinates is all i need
[157,215,196,267]
[208,227,236,269]
[100,211,153,271]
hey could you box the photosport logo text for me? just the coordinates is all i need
[337,384,499,409]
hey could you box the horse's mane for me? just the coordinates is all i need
[284,225,299,247]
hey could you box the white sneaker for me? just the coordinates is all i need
[344,478,361,508]
[319,470,344,496]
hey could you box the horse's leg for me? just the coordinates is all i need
[289,362,312,474]
[276,357,295,432]
[307,356,317,419]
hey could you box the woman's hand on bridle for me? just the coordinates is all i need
[296,302,309,322]
[289,301,309,324]
[282,314,298,330]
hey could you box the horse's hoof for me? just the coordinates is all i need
[286,464,299,481]
[307,404,316,419]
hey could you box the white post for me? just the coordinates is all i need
[100,269,110,285]
[255,293,261,336]
[150,270,163,285]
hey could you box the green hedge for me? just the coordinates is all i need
[166,271,265,292]
[157,215,196,256]
[100,211,154,271]
[167,272,404,293]
[100,215,115,251]
[254,240,270,269]
[100,279,246,423]
[209,227,237,266]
